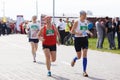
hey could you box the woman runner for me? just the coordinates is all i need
[27,16,40,62]
[38,16,60,76]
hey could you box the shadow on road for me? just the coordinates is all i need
[88,76,106,80]
[75,73,105,80]
[36,61,57,66]
[51,74,70,80]
[36,61,46,65]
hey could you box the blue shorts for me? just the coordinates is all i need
[74,37,88,52]
[29,39,39,43]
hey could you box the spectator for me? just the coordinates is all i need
[1,21,7,35]
[23,21,29,34]
[0,21,2,36]
[19,22,24,34]
[96,18,105,49]
[112,18,116,40]
[65,18,71,36]
[10,22,15,34]
[57,18,65,44]
[105,17,116,50]
[101,20,106,41]
[115,17,120,49]
[71,20,75,30]
[6,21,11,35]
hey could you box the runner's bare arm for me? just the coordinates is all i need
[37,27,45,41]
[25,24,30,33]
[70,21,82,35]
[70,21,77,34]
[54,26,61,44]
[86,20,93,37]
[86,30,93,37]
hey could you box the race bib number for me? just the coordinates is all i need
[30,25,39,38]
[80,26,88,30]
[46,29,54,36]
[82,31,87,36]
[31,30,38,38]
[80,26,88,36]
[31,25,39,30]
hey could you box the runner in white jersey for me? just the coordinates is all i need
[27,15,40,62]
[70,11,93,77]
[75,19,89,37]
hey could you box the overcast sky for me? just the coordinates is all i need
[0,0,120,20]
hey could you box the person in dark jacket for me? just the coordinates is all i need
[115,17,120,49]
[105,17,116,50]
[1,21,7,35]
[0,21,2,36]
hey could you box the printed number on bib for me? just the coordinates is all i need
[30,25,39,38]
[46,30,54,36]
[80,26,88,36]
[31,30,38,38]
[80,26,88,30]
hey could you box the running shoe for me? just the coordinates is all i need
[112,47,116,50]
[33,54,36,63]
[33,60,36,63]
[83,72,88,77]
[47,71,51,76]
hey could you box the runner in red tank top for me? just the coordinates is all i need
[38,16,60,76]
[42,25,57,46]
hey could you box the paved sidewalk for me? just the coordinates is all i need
[0,34,120,80]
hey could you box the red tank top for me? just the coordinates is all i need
[42,25,57,46]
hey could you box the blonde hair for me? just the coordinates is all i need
[32,15,37,19]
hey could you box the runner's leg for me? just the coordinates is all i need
[50,51,56,62]
[35,43,38,53]
[71,51,81,67]
[30,42,36,62]
[43,49,51,76]
[82,49,88,72]
[82,49,88,77]
[71,37,81,67]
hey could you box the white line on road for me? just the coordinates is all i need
[60,61,71,66]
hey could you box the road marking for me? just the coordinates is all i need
[60,61,71,66]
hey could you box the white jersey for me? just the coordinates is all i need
[75,19,88,37]
[28,22,40,39]
[57,21,65,30]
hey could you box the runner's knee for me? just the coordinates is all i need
[77,56,81,59]
[51,59,56,62]
[77,52,81,59]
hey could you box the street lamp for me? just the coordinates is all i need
[2,0,5,17]
[53,0,55,23]
[36,0,38,18]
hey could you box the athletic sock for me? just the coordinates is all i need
[83,58,87,72]
[33,53,36,61]
[73,57,78,62]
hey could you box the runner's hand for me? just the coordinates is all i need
[57,40,61,46]
[57,42,61,46]
[39,37,45,42]
[90,33,93,37]
[76,32,82,36]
